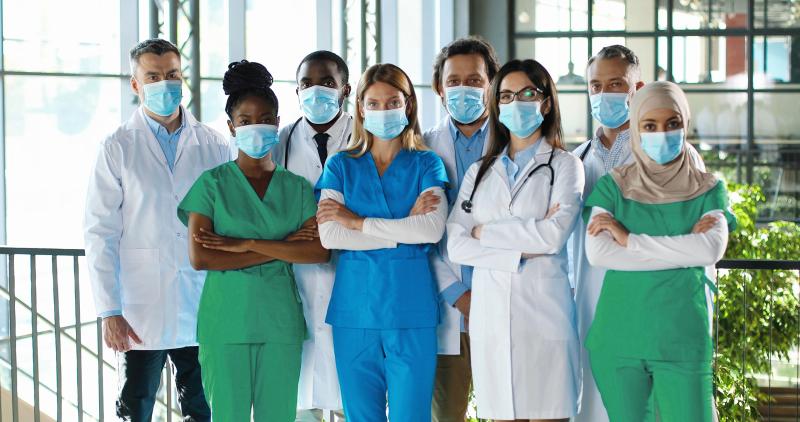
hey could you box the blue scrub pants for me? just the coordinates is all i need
[332,327,437,422]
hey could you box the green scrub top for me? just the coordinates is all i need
[178,161,317,345]
[583,175,736,362]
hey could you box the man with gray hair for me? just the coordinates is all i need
[570,44,705,422]
[84,38,229,421]
[570,44,644,422]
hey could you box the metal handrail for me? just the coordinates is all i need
[0,246,84,256]
[717,259,800,270]
[2,247,798,422]
[0,247,178,422]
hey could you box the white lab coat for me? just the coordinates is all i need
[274,113,352,411]
[422,117,490,355]
[569,138,707,422]
[447,140,584,419]
[84,106,230,350]
[569,138,633,422]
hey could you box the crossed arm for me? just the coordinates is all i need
[187,213,330,271]
[316,187,447,250]
[584,206,729,271]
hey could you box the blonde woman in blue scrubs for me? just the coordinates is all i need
[315,63,449,421]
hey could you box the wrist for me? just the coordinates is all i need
[246,239,257,251]
[352,217,365,231]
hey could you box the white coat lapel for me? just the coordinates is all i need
[174,106,199,167]
[489,156,512,194]
[131,107,171,172]
[428,118,457,191]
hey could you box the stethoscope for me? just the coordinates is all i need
[461,147,555,214]
[283,116,352,170]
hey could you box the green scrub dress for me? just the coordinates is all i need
[178,162,316,422]
[583,174,736,422]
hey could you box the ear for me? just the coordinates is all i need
[295,86,300,97]
[635,81,645,91]
[276,116,281,126]
[227,120,236,137]
[541,97,552,116]
[406,98,414,117]
[434,81,444,99]
[130,77,140,96]
[342,84,352,98]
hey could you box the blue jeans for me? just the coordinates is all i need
[116,346,210,422]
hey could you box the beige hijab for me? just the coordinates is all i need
[611,81,718,204]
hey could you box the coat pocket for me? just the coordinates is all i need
[119,248,160,304]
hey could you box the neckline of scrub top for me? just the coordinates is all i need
[230,161,282,203]
[363,149,410,218]
[365,149,408,179]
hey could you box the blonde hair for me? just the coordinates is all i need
[347,63,427,157]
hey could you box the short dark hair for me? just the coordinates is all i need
[432,36,500,94]
[587,44,641,80]
[295,50,350,85]
[129,39,181,73]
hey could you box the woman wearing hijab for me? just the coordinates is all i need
[583,81,735,422]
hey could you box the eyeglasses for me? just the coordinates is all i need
[498,86,544,104]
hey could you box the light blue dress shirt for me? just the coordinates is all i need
[441,118,489,331]
[500,137,543,189]
[144,111,186,172]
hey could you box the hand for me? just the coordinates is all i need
[587,213,630,247]
[471,224,483,239]
[454,290,471,318]
[193,228,252,253]
[464,316,470,333]
[522,253,543,259]
[692,214,718,234]
[409,191,441,216]
[544,203,560,218]
[285,225,320,242]
[103,315,142,352]
[316,199,364,231]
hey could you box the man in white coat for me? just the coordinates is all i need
[84,39,230,421]
[570,45,706,422]
[272,50,352,422]
[423,36,499,422]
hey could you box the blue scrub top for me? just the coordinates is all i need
[316,149,449,329]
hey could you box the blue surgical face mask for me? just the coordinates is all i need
[234,124,279,159]
[363,108,409,141]
[445,86,486,124]
[640,128,685,165]
[498,101,544,138]
[590,92,630,129]
[299,85,341,124]
[141,80,183,116]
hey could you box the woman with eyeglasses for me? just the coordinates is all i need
[446,59,584,422]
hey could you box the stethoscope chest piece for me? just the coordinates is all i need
[461,199,473,213]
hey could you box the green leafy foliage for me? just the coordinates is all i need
[715,183,800,421]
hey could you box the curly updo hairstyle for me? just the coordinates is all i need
[223,60,279,118]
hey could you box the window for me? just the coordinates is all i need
[512,0,800,222]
